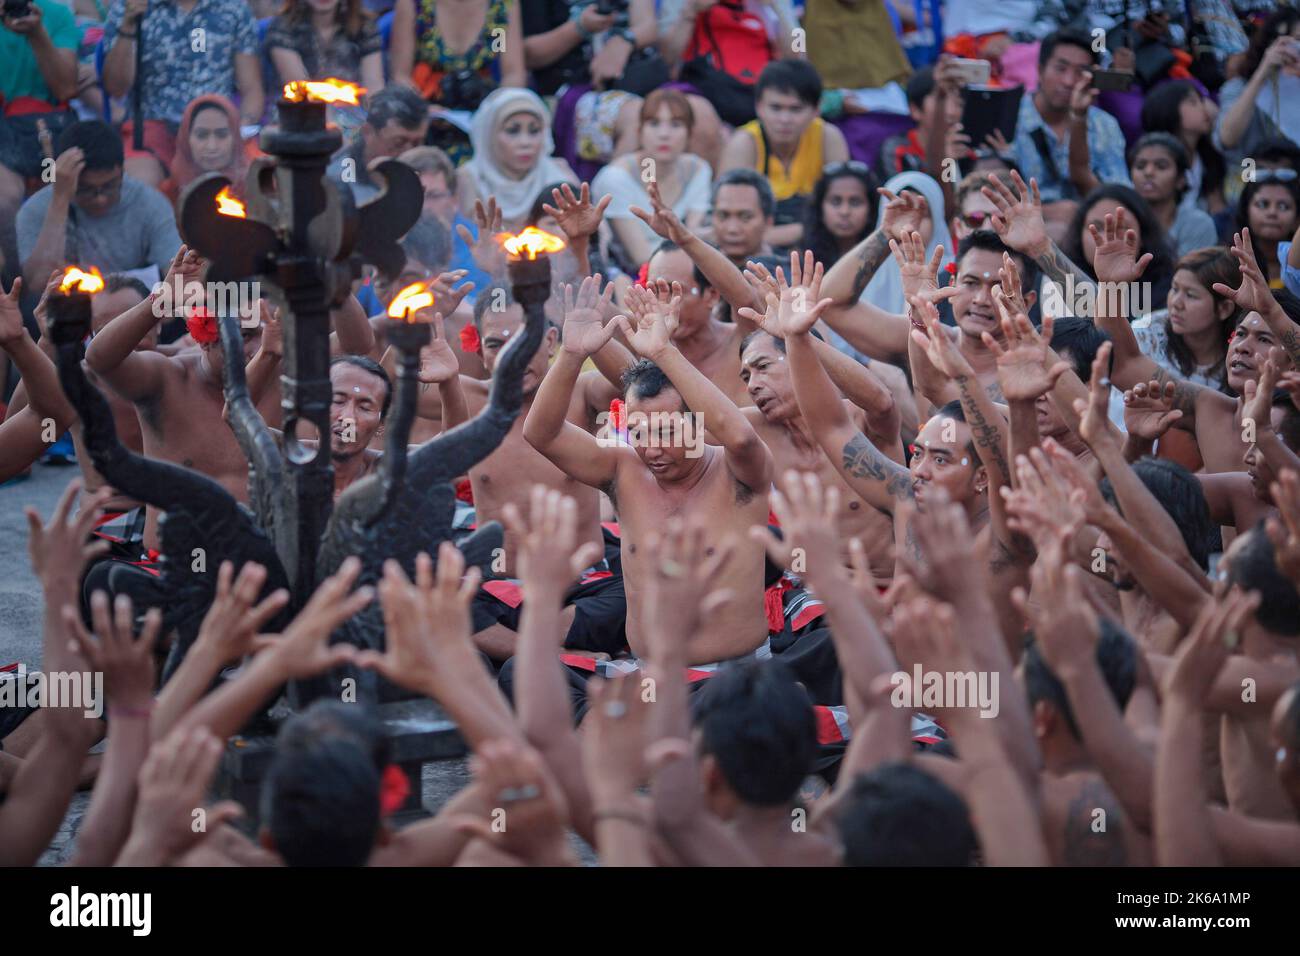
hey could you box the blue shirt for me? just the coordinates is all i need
[1280,241,1300,299]
[1012,93,1130,204]
[102,0,258,125]
[449,213,491,303]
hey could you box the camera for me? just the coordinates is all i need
[439,68,494,112]
[3,0,34,19]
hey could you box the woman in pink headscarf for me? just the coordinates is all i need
[161,94,255,207]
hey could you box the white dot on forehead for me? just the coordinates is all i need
[960,457,969,466]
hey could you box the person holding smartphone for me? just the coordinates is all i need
[1215,8,1300,167]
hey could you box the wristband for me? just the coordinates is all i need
[569,5,593,41]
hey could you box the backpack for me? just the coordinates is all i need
[680,1,772,127]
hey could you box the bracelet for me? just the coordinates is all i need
[594,807,649,828]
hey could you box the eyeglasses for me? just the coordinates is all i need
[75,174,123,200]
[1255,168,1299,183]
[822,160,871,178]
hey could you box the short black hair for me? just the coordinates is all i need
[1255,137,1300,171]
[712,168,777,220]
[366,85,429,131]
[754,58,822,108]
[261,701,387,867]
[1038,28,1099,69]
[472,281,518,330]
[1226,523,1300,637]
[55,120,123,173]
[1100,457,1218,572]
[649,239,711,291]
[1050,317,1111,382]
[621,358,683,406]
[331,354,393,419]
[933,398,977,458]
[836,762,978,866]
[529,181,571,228]
[400,216,450,274]
[905,66,937,110]
[105,273,151,300]
[1273,390,1300,452]
[1273,287,1300,326]
[1023,616,1138,741]
[955,229,1040,296]
[691,659,817,806]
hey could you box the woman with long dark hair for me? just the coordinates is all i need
[802,161,878,271]
[1131,246,1243,393]
[1215,8,1300,165]
[1128,133,1218,257]
[1139,80,1224,215]
[1235,176,1300,288]
[1062,184,1176,314]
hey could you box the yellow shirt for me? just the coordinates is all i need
[742,117,825,201]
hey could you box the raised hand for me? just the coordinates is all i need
[416,313,461,384]
[26,479,113,601]
[50,146,85,205]
[1042,437,1111,527]
[981,169,1049,257]
[901,487,986,602]
[455,197,507,276]
[629,179,693,244]
[356,544,481,694]
[428,269,474,318]
[753,468,842,582]
[0,276,26,346]
[502,485,606,600]
[1070,340,1123,450]
[877,187,929,243]
[1122,380,1183,442]
[261,556,371,678]
[1068,70,1098,119]
[1212,229,1281,321]
[1088,208,1153,285]
[582,672,653,805]
[63,592,161,712]
[983,305,1068,402]
[616,282,681,359]
[193,561,290,666]
[1163,588,1260,704]
[890,230,948,303]
[560,275,618,358]
[117,726,242,866]
[908,293,974,380]
[775,249,835,336]
[1001,444,1086,552]
[160,243,205,293]
[994,252,1029,318]
[452,738,575,866]
[543,182,612,243]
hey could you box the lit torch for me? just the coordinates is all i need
[384,281,434,356]
[279,78,366,135]
[498,226,565,305]
[50,265,105,346]
[215,186,246,218]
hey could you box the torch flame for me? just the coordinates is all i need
[387,282,434,321]
[501,226,566,261]
[59,266,104,294]
[215,186,246,218]
[283,78,365,105]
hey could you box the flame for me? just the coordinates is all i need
[283,79,365,105]
[501,227,566,260]
[216,186,246,218]
[387,282,434,321]
[59,266,104,294]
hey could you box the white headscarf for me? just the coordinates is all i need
[465,87,570,223]
[861,171,951,314]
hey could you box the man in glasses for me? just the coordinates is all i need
[16,120,180,290]
[949,171,1011,243]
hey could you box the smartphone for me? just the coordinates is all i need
[949,57,992,87]
[1091,69,1135,92]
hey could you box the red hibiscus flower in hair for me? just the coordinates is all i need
[379,764,410,817]
[186,307,220,345]
[459,322,482,354]
[635,263,650,289]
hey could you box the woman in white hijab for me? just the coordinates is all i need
[457,87,577,230]
[860,170,951,315]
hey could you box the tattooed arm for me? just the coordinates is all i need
[787,325,912,512]
[821,229,892,305]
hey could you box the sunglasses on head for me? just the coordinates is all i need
[822,160,871,178]
[1255,168,1299,183]
[961,210,991,229]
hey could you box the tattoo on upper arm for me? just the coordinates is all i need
[1280,327,1300,367]
[850,232,891,300]
[842,432,913,500]
[1148,367,1201,418]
